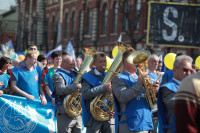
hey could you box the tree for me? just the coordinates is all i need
[118,0,145,49]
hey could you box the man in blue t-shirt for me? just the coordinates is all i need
[11,51,47,106]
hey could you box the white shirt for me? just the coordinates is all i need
[124,70,138,79]
[94,68,102,76]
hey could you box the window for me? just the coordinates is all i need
[135,0,141,31]
[72,12,76,38]
[65,13,68,39]
[102,4,108,35]
[87,8,92,35]
[79,10,83,40]
[46,18,49,42]
[123,0,129,32]
[112,2,118,33]
[52,16,57,43]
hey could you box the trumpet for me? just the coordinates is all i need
[127,50,157,109]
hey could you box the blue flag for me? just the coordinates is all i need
[161,50,167,72]
[65,41,76,61]
[46,45,62,58]
[1,40,14,55]
[0,94,57,133]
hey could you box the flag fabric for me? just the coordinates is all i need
[117,34,122,42]
[1,40,15,58]
[46,45,62,58]
[0,94,57,133]
[1,40,14,54]
[65,41,76,61]
[161,50,167,72]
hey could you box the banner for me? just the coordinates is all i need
[0,95,57,133]
[147,1,200,48]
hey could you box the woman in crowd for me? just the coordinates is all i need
[0,56,12,95]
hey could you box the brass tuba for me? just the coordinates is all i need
[64,48,96,117]
[90,42,133,121]
[127,50,157,109]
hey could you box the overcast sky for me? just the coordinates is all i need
[0,0,16,10]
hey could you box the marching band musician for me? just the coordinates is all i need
[111,50,160,133]
[147,54,161,133]
[81,52,115,133]
[52,55,82,133]
[158,55,193,133]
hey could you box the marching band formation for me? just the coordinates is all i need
[0,42,199,133]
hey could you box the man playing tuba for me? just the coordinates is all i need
[81,52,115,133]
[52,55,82,133]
[112,50,159,133]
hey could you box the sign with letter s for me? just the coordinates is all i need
[147,1,200,48]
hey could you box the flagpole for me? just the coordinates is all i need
[57,0,63,46]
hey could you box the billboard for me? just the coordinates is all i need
[147,1,200,48]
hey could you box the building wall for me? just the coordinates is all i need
[0,7,17,45]
[18,0,200,58]
[45,0,149,55]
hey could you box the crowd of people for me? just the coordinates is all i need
[0,43,199,133]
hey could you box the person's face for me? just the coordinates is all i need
[93,55,106,73]
[28,46,37,52]
[76,58,82,69]
[62,57,75,72]
[53,56,62,67]
[157,62,162,71]
[149,57,159,70]
[28,54,37,66]
[173,60,193,81]
[41,59,47,67]
[3,61,11,69]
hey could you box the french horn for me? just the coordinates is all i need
[63,48,96,117]
[127,50,157,109]
[90,41,133,121]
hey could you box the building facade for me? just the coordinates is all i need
[0,7,18,46]
[17,0,200,58]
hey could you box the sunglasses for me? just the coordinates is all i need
[176,67,193,73]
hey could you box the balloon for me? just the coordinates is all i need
[195,56,200,69]
[164,53,176,70]
[112,46,118,58]
[18,54,25,61]
[106,56,113,72]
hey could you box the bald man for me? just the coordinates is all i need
[52,55,82,133]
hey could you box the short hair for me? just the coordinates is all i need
[25,51,37,59]
[37,54,47,62]
[176,52,184,57]
[51,51,62,59]
[173,55,193,68]
[28,44,37,49]
[94,52,106,60]
[62,51,69,56]
[148,54,159,62]
[122,49,135,64]
[0,56,11,69]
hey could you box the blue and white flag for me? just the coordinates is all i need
[65,41,76,61]
[117,33,122,42]
[1,40,15,57]
[0,94,57,133]
[46,45,62,58]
